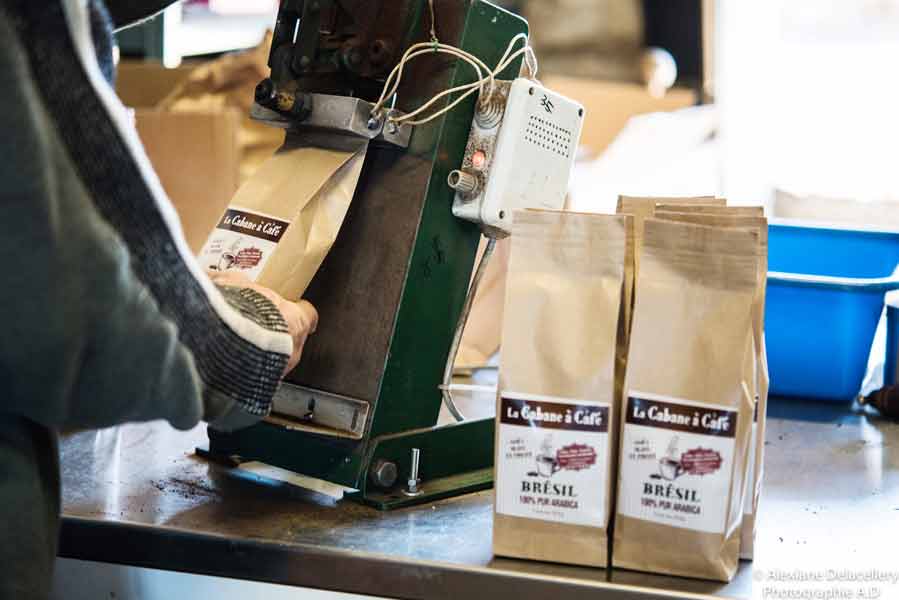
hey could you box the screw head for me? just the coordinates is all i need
[369,460,398,488]
[255,79,275,103]
[371,39,387,57]
[367,116,382,131]
[386,121,399,135]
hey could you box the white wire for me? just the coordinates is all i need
[371,46,466,114]
[391,36,539,127]
[371,42,496,118]
[373,53,486,119]
[428,0,438,42]
[494,48,528,78]
[524,46,539,79]
[398,86,482,126]
[370,33,534,123]
[371,47,466,116]
[391,80,484,124]
[496,33,529,74]
[402,41,537,125]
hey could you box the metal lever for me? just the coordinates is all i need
[250,94,413,148]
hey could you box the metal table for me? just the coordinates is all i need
[59,396,899,599]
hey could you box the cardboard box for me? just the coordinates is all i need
[133,109,241,254]
[116,61,198,107]
[116,61,241,254]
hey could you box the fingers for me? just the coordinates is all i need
[206,269,252,287]
[295,300,319,335]
[278,299,319,375]
[205,271,318,376]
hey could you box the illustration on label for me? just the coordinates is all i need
[199,207,290,282]
[496,392,610,528]
[618,391,738,535]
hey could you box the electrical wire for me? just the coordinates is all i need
[370,31,534,122]
[370,43,495,119]
[440,236,497,422]
[396,45,531,126]
[391,44,536,126]
[428,0,438,42]
[495,33,529,74]
[392,81,483,125]
[374,31,538,417]
[379,34,538,127]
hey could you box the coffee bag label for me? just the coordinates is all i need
[199,207,290,281]
[496,392,610,528]
[618,391,738,534]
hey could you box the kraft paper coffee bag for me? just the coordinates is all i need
[199,136,368,300]
[613,219,758,582]
[494,209,631,568]
[656,204,764,217]
[654,210,769,561]
[618,219,636,415]
[616,196,726,360]
[616,196,724,280]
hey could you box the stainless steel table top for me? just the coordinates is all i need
[59,396,899,600]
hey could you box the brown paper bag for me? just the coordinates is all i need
[494,210,631,568]
[656,204,764,217]
[198,137,368,300]
[617,220,636,410]
[616,196,724,279]
[654,210,769,561]
[613,218,758,582]
[616,196,726,358]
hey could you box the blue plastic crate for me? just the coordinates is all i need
[767,221,899,401]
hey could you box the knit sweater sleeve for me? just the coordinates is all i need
[0,4,293,432]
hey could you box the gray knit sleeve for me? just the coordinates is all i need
[204,286,291,431]
[0,7,294,432]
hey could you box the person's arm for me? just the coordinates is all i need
[104,1,179,30]
[0,13,306,433]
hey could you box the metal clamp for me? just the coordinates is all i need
[251,94,413,148]
[269,383,370,440]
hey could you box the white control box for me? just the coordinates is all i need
[450,78,585,234]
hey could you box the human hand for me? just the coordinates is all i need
[208,270,318,375]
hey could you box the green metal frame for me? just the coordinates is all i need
[353,417,495,510]
[370,2,527,439]
[209,1,526,509]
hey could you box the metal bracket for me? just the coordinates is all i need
[351,417,495,510]
[251,94,413,148]
[269,383,370,440]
